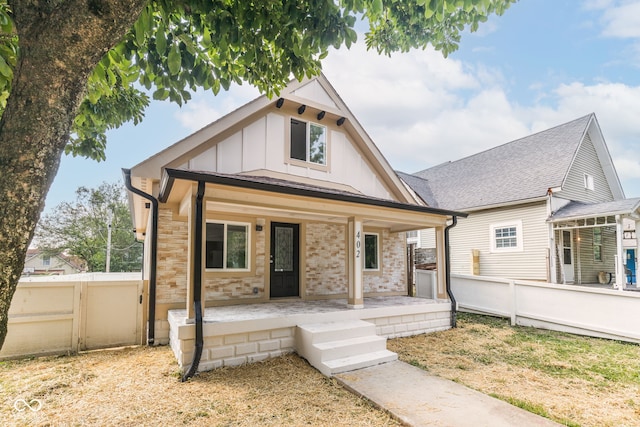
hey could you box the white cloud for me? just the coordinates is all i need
[600,1,640,38]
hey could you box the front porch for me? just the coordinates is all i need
[169,296,451,373]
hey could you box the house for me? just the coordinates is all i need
[407,114,640,289]
[22,248,85,276]
[124,74,466,376]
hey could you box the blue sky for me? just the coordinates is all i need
[45,0,640,212]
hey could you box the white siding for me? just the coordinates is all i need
[557,133,615,203]
[242,117,266,171]
[449,202,550,280]
[419,228,436,248]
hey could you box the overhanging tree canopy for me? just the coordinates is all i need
[0,0,515,350]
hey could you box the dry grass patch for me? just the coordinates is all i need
[1,347,400,427]
[388,313,640,427]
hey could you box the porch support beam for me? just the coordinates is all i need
[435,226,446,298]
[615,215,625,290]
[186,184,198,319]
[347,216,364,308]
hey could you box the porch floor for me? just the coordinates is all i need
[177,296,443,323]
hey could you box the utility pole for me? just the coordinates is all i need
[106,210,112,273]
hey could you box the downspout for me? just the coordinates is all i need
[445,216,458,327]
[123,169,158,345]
[182,181,205,381]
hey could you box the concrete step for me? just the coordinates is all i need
[322,350,398,376]
[297,320,376,344]
[314,335,388,361]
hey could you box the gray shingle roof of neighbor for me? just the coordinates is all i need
[395,171,438,208]
[412,114,594,211]
[550,198,640,221]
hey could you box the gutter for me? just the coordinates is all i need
[444,216,458,328]
[182,181,205,382]
[122,169,158,345]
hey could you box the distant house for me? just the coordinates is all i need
[124,74,466,374]
[23,249,85,276]
[405,114,639,288]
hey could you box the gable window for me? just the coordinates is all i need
[490,220,523,252]
[42,256,50,266]
[364,233,379,270]
[290,118,326,165]
[205,221,250,270]
[584,173,594,191]
[593,227,602,261]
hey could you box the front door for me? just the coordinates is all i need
[626,249,636,285]
[562,230,574,283]
[270,222,300,298]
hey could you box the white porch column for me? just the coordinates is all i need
[347,216,364,308]
[435,226,446,299]
[549,224,558,284]
[615,215,625,290]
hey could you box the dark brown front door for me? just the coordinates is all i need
[270,222,299,298]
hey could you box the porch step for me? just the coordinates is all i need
[296,320,398,377]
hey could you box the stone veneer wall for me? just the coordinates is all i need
[156,206,189,305]
[204,228,266,300]
[305,223,348,296]
[364,230,407,293]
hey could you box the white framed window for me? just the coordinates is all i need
[406,230,419,246]
[584,173,594,191]
[42,255,50,266]
[593,227,602,262]
[363,232,379,271]
[205,221,250,271]
[490,220,523,252]
[290,118,327,165]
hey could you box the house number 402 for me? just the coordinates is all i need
[356,230,361,258]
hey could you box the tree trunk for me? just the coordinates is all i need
[0,0,146,350]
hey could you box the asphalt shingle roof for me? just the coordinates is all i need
[550,198,640,221]
[395,171,438,207]
[412,114,593,211]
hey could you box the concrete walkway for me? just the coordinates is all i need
[335,361,560,427]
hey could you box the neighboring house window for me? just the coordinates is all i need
[406,230,419,246]
[584,173,594,191]
[490,220,523,252]
[593,227,602,261]
[42,255,50,266]
[290,118,326,165]
[364,233,379,270]
[205,221,250,270]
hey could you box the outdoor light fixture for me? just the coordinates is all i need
[276,98,285,108]
[298,105,306,114]
[337,117,346,126]
[317,111,326,120]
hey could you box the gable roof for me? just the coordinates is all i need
[412,114,623,211]
[395,171,438,207]
[129,73,414,204]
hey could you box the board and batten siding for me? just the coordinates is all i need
[449,201,550,280]
[556,133,615,203]
[187,112,393,200]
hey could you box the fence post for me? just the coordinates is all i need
[71,280,82,353]
[509,280,516,326]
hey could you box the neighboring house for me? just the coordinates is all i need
[124,74,465,374]
[406,114,639,288]
[23,248,85,276]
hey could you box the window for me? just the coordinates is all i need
[406,230,419,245]
[205,221,250,270]
[584,173,594,191]
[490,220,523,252]
[364,233,379,270]
[593,227,602,261]
[42,256,50,266]
[290,119,326,165]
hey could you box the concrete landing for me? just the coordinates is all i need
[335,361,560,427]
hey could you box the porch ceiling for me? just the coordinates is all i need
[161,169,467,231]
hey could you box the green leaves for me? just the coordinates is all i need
[167,44,181,75]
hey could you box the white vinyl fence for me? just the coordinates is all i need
[451,274,640,344]
[1,274,145,359]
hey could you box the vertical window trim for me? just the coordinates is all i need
[363,232,380,271]
[490,220,523,253]
[205,220,251,271]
